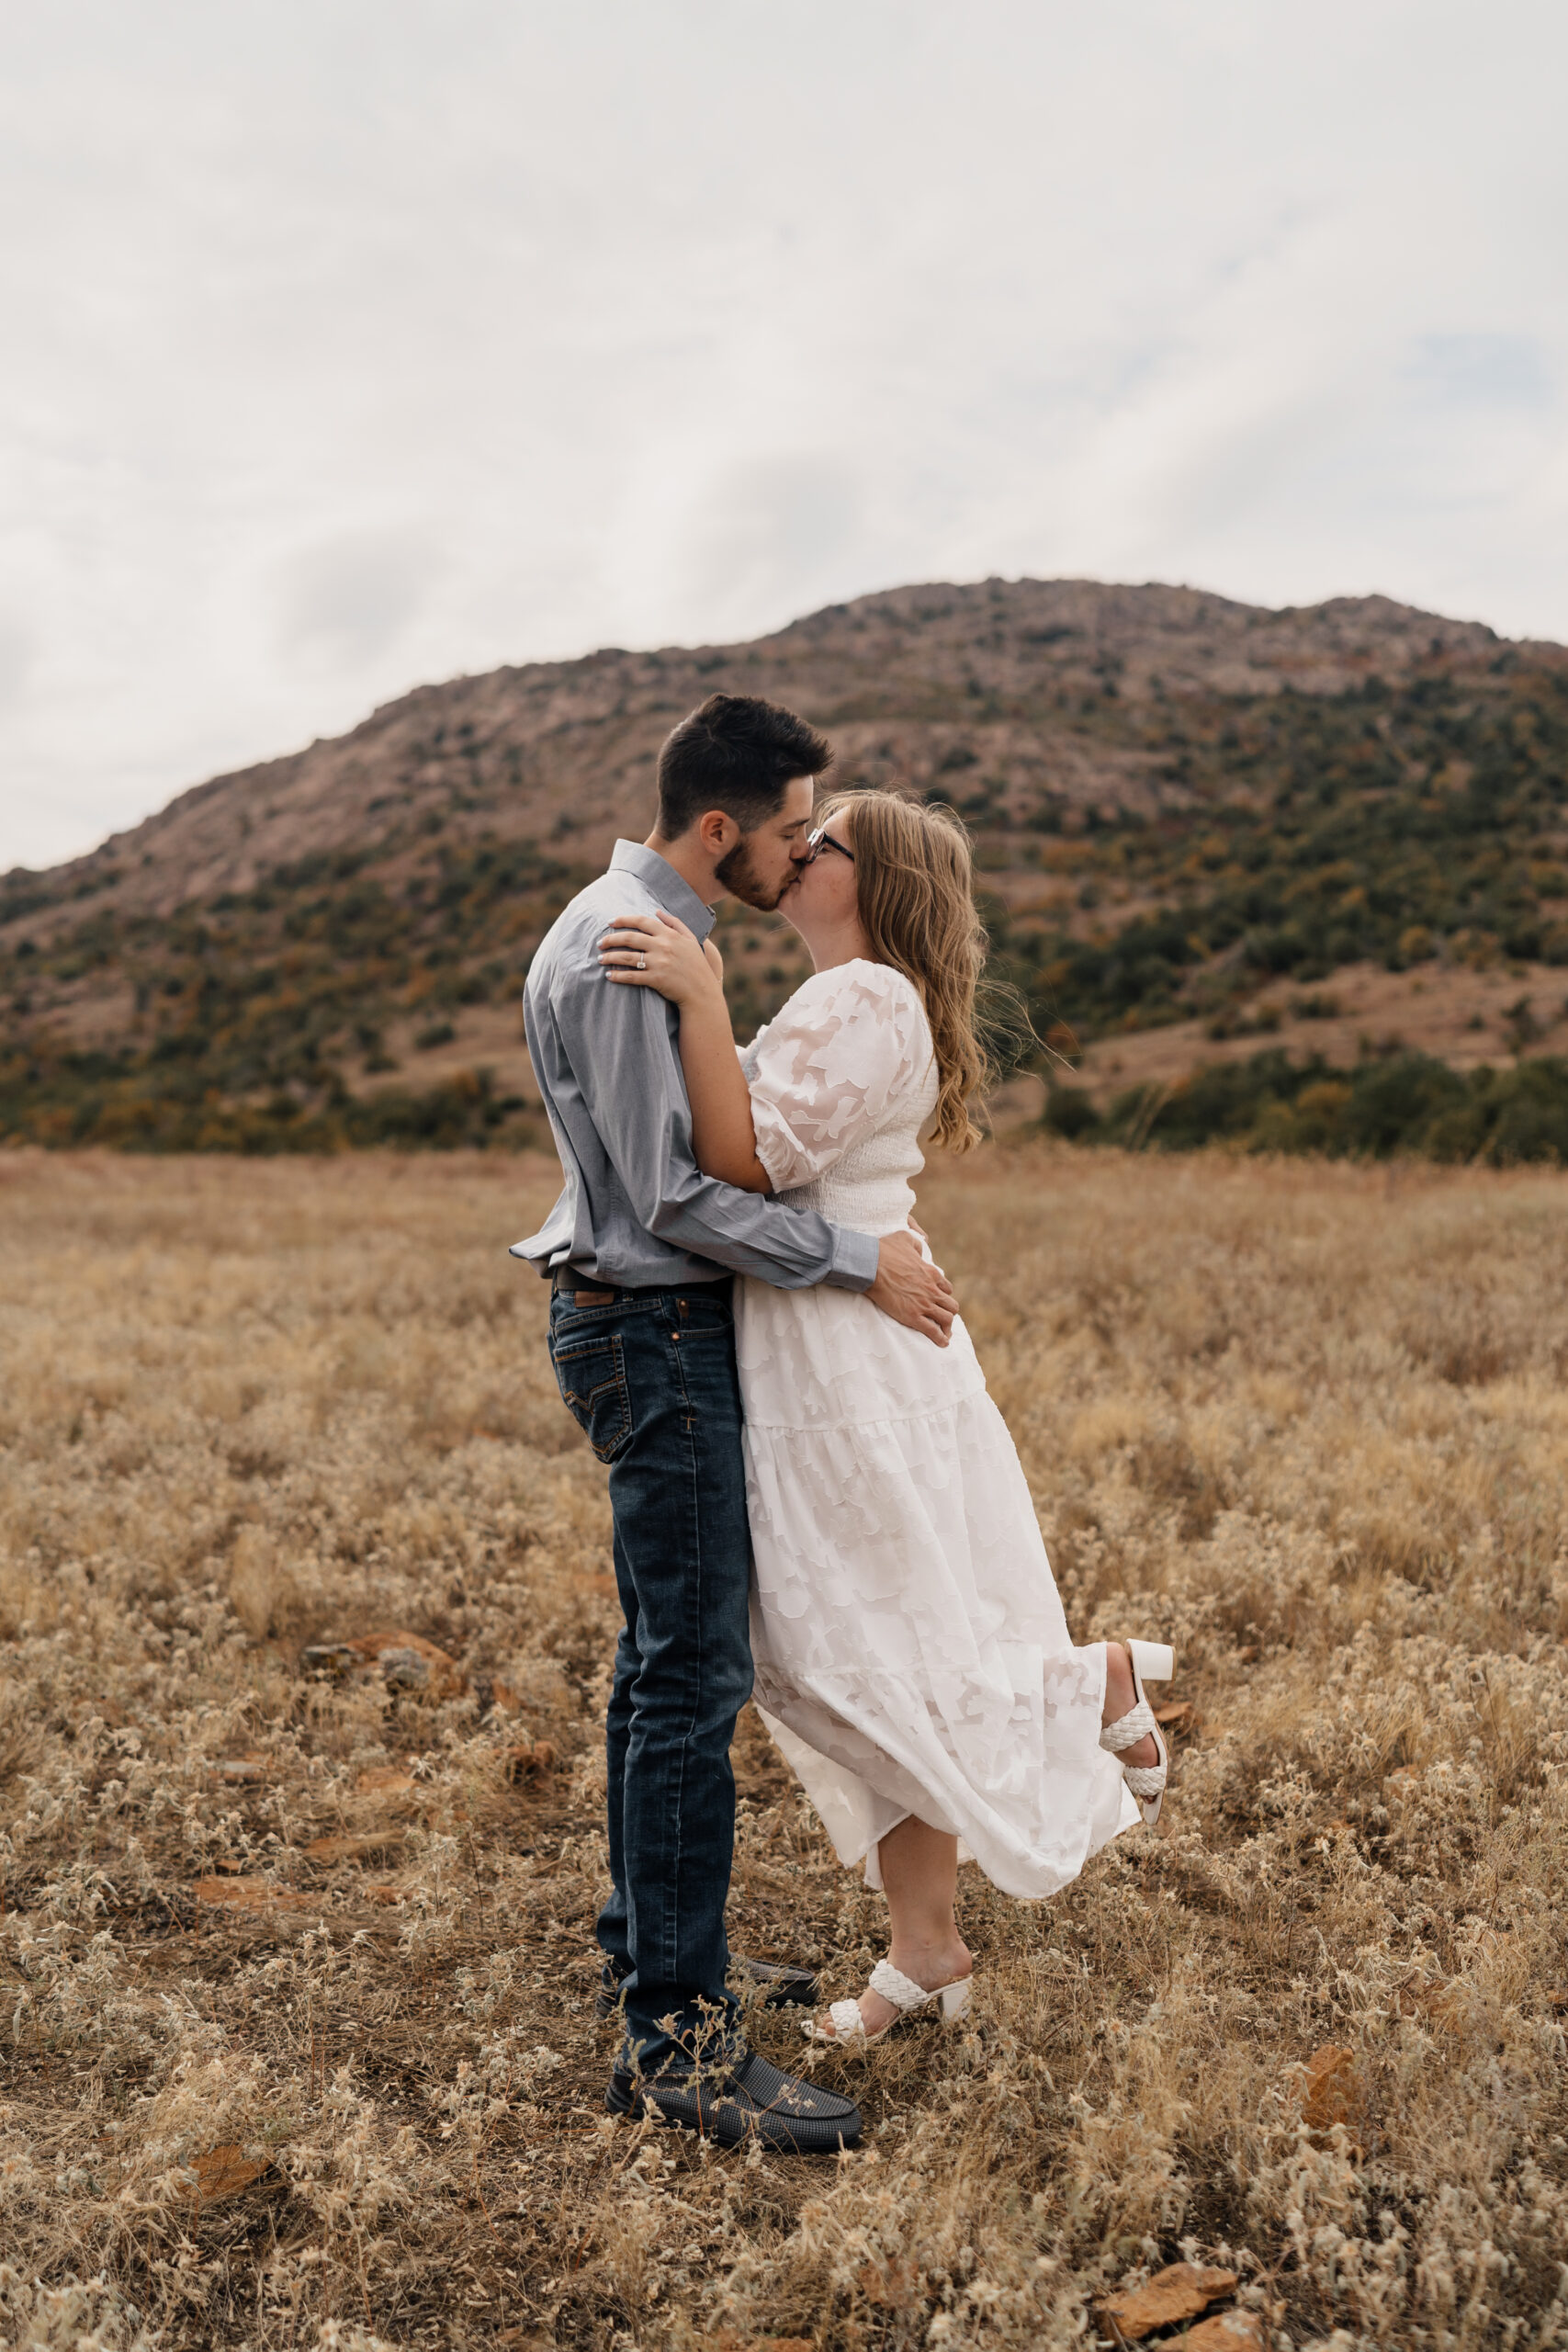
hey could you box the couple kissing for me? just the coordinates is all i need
[513,692,1173,2154]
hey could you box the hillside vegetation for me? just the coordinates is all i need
[4,1147,1567,2349]
[4,579,1568,1155]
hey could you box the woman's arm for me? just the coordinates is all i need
[599,911,772,1193]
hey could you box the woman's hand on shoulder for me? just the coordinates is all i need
[598,910,722,1009]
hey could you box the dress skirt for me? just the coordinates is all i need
[735,1272,1139,1900]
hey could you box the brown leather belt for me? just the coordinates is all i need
[551,1266,729,1300]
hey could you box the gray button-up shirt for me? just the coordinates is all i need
[511,840,879,1293]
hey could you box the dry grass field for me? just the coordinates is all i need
[4,1146,1568,2352]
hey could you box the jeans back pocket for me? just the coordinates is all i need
[550,1331,633,1463]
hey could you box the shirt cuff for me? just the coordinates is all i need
[824,1225,879,1292]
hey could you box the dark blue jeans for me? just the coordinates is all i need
[547,1277,753,2076]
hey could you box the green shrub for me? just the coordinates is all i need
[1043,1086,1101,1139]
[1076,1049,1568,1165]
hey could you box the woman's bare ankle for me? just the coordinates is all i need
[1102,1641,1134,1726]
[886,1935,972,1992]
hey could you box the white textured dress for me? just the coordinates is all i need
[736,958,1139,1899]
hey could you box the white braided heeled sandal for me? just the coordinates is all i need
[1100,1638,1176,1826]
[803,1957,972,2050]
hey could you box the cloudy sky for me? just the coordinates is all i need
[4,0,1565,871]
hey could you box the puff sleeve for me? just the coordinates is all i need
[743,962,931,1193]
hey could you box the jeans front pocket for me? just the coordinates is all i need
[550,1332,633,1463]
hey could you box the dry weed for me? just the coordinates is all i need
[2,1145,1567,2350]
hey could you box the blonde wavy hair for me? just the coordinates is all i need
[818,790,995,1152]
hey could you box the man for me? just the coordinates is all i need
[513,693,958,2153]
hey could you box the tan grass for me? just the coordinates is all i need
[2,1144,1567,2350]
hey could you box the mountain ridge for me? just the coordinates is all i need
[9,575,1551,929]
[5,575,1568,1157]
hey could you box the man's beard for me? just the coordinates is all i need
[715,835,793,911]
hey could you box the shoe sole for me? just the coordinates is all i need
[604,2079,860,2153]
[1126,1640,1175,1827]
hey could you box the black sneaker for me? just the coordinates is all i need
[594,1954,818,2022]
[605,2047,861,2153]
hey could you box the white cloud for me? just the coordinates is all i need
[274,526,442,673]
[2,0,1565,869]
[0,616,33,707]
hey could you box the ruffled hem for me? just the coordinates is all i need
[755,1673,1140,1903]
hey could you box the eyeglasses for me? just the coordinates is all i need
[805,825,854,865]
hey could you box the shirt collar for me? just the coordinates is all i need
[608,840,716,940]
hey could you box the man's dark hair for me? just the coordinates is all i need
[655,694,831,840]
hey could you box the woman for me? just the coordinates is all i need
[598,793,1172,2048]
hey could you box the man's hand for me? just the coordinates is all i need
[866,1228,958,1346]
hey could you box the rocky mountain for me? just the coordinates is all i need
[5,577,1567,1154]
[6,578,1531,925]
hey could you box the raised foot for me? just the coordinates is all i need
[1102,1642,1159,1769]
[1100,1639,1176,1828]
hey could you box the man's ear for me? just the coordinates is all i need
[695,809,740,859]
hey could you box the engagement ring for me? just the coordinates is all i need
[637,952,647,969]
